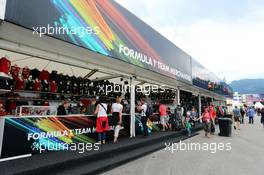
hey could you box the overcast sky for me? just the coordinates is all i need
[116,0,264,83]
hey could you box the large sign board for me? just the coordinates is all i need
[0,115,130,158]
[4,0,192,83]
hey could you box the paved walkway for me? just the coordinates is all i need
[102,116,264,175]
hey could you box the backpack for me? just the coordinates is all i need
[145,104,153,117]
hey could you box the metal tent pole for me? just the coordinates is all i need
[129,77,135,137]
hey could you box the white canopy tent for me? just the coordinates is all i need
[0,21,227,137]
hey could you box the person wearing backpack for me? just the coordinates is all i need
[138,97,149,136]
[93,98,109,144]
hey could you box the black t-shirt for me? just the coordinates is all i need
[31,69,40,80]
[57,105,67,115]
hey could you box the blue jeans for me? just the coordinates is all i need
[98,132,106,141]
[249,117,254,124]
[141,116,149,136]
[186,128,191,136]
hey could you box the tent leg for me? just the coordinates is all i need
[130,77,135,138]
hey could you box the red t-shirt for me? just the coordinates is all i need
[0,57,11,75]
[202,112,211,123]
[22,67,31,80]
[33,80,41,91]
[50,81,57,93]
[159,104,167,116]
[210,109,216,119]
[40,70,50,81]
[15,77,25,90]
[11,65,20,78]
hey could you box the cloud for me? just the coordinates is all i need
[116,0,264,83]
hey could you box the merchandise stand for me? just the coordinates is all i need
[0,0,231,161]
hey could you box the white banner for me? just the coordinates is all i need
[0,0,7,20]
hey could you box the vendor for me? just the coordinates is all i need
[57,100,70,115]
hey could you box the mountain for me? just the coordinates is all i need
[229,79,264,94]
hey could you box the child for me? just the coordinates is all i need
[185,111,192,136]
[186,121,192,136]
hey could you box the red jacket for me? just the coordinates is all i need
[40,70,50,81]
[0,57,11,75]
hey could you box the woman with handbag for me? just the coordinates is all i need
[94,98,109,144]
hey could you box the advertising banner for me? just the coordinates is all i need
[0,115,130,158]
[4,0,192,84]
[192,58,234,96]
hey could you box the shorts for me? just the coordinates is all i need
[203,121,211,133]
[160,116,169,125]
[96,117,109,132]
[234,116,240,122]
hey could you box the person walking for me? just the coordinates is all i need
[111,97,123,143]
[247,107,255,124]
[197,107,212,138]
[93,98,109,144]
[159,101,169,131]
[240,106,245,124]
[209,105,216,134]
[190,107,197,128]
[260,108,264,128]
[233,106,241,130]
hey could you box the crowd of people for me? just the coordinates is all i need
[232,105,264,129]
[136,97,199,137]
[57,97,124,145]
[55,96,264,144]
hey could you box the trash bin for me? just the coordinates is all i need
[218,116,233,137]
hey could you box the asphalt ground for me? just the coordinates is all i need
[102,116,264,175]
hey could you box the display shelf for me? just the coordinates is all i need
[0,74,11,80]
[0,89,11,95]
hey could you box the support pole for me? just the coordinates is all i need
[129,77,135,137]
[198,94,202,117]
[177,88,180,104]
